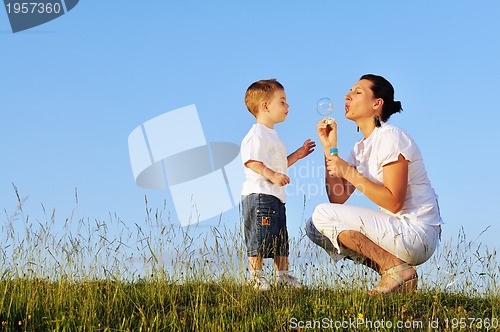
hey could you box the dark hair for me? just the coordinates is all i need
[360,74,403,122]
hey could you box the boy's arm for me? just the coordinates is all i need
[287,139,316,167]
[245,160,290,186]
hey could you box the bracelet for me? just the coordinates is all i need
[329,148,338,156]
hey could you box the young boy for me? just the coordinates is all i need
[241,79,315,290]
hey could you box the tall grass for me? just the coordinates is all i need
[1,188,499,331]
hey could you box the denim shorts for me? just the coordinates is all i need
[242,193,289,258]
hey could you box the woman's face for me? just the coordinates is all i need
[344,79,378,121]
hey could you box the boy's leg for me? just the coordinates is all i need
[249,255,264,271]
[271,201,302,288]
[274,255,302,288]
[273,256,289,271]
[243,194,271,290]
[248,255,271,290]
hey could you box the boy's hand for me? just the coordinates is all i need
[270,172,290,186]
[295,139,316,159]
[245,161,290,186]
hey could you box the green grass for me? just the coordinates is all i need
[1,279,499,331]
[1,191,499,331]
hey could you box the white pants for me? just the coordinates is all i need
[306,203,441,266]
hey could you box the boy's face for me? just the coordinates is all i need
[264,89,289,124]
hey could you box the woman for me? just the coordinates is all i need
[306,74,442,294]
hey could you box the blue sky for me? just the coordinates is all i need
[1,1,499,268]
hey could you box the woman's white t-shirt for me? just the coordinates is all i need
[347,122,443,226]
[241,124,287,203]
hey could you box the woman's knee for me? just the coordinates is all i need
[305,217,335,251]
[311,203,336,225]
[305,218,319,240]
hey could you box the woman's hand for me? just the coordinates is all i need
[325,154,351,179]
[317,119,337,152]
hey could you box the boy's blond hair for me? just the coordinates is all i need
[244,79,284,116]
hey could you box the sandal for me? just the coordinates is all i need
[368,263,418,295]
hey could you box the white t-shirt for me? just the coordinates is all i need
[241,123,287,203]
[347,122,443,226]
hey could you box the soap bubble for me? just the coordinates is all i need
[316,97,333,117]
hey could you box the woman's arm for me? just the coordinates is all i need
[325,159,356,204]
[328,154,408,213]
[317,119,356,203]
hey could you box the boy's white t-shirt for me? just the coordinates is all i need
[241,123,287,203]
[347,122,443,226]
